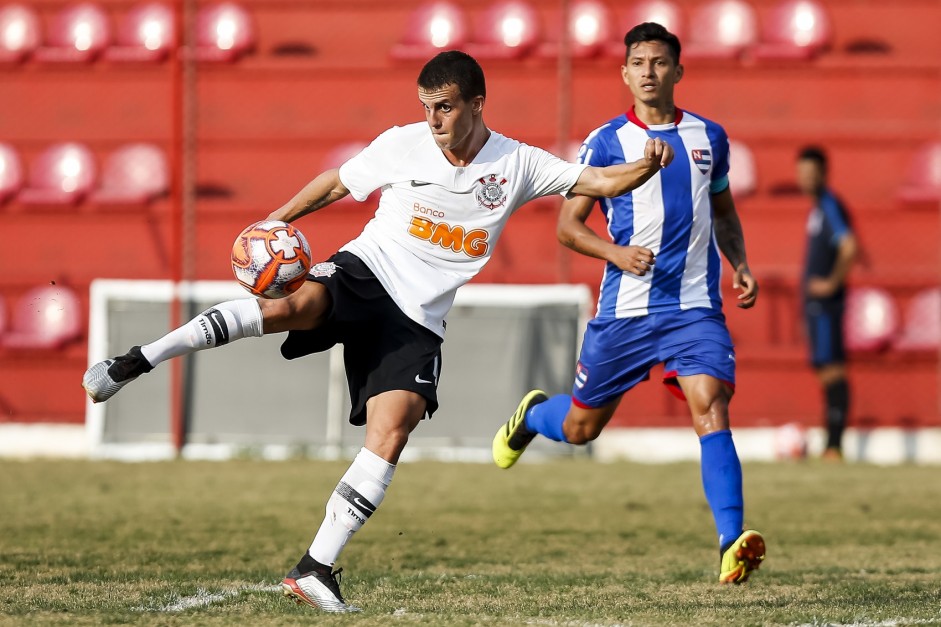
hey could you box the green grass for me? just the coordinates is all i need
[2,458,941,625]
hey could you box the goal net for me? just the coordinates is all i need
[86,279,594,462]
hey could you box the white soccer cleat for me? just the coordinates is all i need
[281,567,360,613]
[82,346,152,403]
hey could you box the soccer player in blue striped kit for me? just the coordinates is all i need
[492,22,766,583]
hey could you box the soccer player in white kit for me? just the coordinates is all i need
[492,23,767,585]
[82,51,674,612]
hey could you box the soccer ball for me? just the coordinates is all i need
[231,220,312,299]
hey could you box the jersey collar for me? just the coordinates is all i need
[627,106,683,129]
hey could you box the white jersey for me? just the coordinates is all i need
[337,123,586,337]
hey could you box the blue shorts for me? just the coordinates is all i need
[572,308,736,408]
[804,299,845,367]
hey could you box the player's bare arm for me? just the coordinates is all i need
[712,187,758,309]
[570,137,674,198]
[806,233,858,298]
[557,194,655,276]
[268,168,350,222]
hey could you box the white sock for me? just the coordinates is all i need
[308,447,396,567]
[139,299,263,367]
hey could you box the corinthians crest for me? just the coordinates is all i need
[476,174,508,210]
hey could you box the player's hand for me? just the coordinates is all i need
[612,245,656,276]
[733,264,758,309]
[643,138,674,169]
[806,276,838,298]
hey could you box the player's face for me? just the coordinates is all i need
[419,83,483,153]
[796,159,825,195]
[621,41,683,108]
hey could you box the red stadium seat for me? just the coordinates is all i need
[104,2,175,62]
[539,0,613,59]
[844,286,899,353]
[89,143,169,205]
[0,3,41,63]
[195,2,255,62]
[684,0,757,61]
[391,2,469,60]
[753,0,832,61]
[34,2,111,63]
[0,143,24,204]
[897,141,941,204]
[2,284,83,350]
[894,288,941,351]
[728,139,757,198]
[466,0,541,60]
[19,142,97,206]
[609,0,685,57]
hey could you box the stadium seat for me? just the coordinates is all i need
[683,0,757,61]
[0,3,41,63]
[465,0,541,60]
[894,287,941,351]
[104,1,175,62]
[753,0,832,61]
[390,1,469,61]
[538,0,613,59]
[0,143,24,204]
[195,2,255,62]
[608,0,685,57]
[89,143,169,205]
[897,141,941,204]
[18,142,97,206]
[844,286,899,352]
[728,139,757,198]
[2,284,83,350]
[33,2,111,63]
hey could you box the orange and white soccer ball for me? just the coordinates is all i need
[231,220,312,299]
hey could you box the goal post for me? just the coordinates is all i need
[86,279,594,461]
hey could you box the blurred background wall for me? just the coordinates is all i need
[0,0,939,454]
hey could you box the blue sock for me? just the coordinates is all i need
[699,429,744,551]
[524,394,571,443]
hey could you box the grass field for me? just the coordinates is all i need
[2,457,940,626]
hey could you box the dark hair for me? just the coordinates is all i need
[418,50,486,100]
[624,22,681,64]
[798,145,828,171]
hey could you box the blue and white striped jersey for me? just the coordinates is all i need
[577,107,731,319]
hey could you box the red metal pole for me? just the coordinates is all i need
[169,0,185,454]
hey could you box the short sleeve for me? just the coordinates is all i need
[706,124,730,182]
[821,194,852,243]
[518,145,588,201]
[338,127,401,202]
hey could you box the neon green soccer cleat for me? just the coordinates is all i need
[719,529,766,584]
[492,390,548,469]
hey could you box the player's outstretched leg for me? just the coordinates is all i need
[719,529,766,584]
[82,299,264,403]
[281,560,360,613]
[492,389,547,468]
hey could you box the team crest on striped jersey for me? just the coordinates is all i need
[691,149,712,174]
[476,174,508,210]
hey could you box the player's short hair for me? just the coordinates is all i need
[624,22,681,64]
[418,50,487,101]
[798,145,828,172]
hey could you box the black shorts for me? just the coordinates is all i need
[804,299,846,368]
[280,251,443,426]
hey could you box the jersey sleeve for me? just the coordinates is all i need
[706,124,730,182]
[821,194,852,243]
[517,145,588,201]
[338,127,401,202]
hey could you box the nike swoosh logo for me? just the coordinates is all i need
[410,180,433,187]
[415,374,434,384]
[352,497,375,513]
